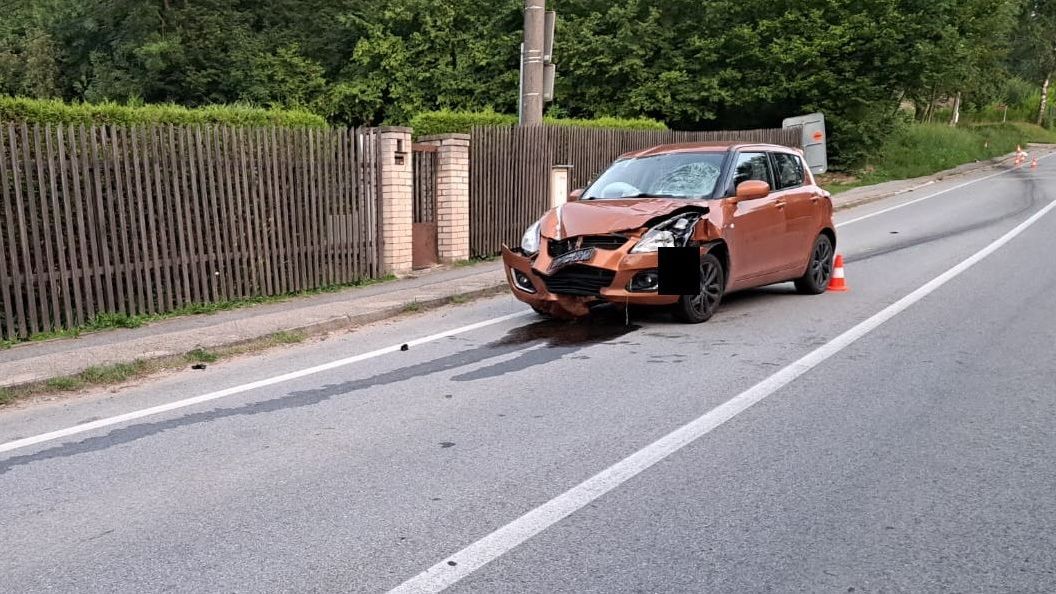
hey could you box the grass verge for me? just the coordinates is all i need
[820,122,1056,193]
[453,255,499,267]
[0,329,312,405]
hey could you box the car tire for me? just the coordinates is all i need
[673,253,725,323]
[794,234,834,295]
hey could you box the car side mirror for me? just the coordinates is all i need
[568,188,584,202]
[734,180,770,201]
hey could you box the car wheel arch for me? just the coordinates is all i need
[820,227,836,250]
[703,240,731,285]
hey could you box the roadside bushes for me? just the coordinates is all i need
[0,96,328,128]
[409,109,667,136]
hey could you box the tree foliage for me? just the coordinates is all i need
[0,0,1042,166]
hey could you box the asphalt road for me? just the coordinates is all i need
[2,160,1056,593]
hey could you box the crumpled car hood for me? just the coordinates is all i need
[539,198,709,239]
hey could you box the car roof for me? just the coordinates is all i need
[617,142,801,160]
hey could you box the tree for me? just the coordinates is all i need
[1012,1,1056,124]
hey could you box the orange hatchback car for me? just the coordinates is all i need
[501,143,836,322]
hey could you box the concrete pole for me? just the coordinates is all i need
[521,0,545,126]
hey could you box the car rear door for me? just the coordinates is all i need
[724,152,787,281]
[770,151,815,271]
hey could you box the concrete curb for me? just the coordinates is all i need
[252,282,510,341]
[0,281,509,396]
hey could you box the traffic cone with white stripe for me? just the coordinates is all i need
[827,254,848,292]
[1031,155,1038,170]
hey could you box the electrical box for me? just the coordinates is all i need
[782,112,827,174]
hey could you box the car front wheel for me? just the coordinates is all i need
[673,253,725,323]
[795,234,834,294]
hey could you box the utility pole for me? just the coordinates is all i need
[520,0,546,125]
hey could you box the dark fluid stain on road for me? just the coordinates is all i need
[439,442,455,448]
[0,319,639,475]
[449,319,639,382]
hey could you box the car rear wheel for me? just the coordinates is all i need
[795,234,834,295]
[673,253,725,323]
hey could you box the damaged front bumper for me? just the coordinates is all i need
[501,243,680,318]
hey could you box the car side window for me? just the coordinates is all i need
[772,152,805,189]
[732,152,773,192]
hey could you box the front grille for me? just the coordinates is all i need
[541,265,616,296]
[547,235,628,257]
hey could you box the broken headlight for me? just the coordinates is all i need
[521,220,542,255]
[630,213,702,254]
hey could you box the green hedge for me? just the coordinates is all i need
[410,109,667,136]
[0,96,328,128]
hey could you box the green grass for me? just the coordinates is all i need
[269,331,305,344]
[186,349,219,363]
[453,255,498,267]
[45,377,84,391]
[1,274,398,349]
[79,361,148,383]
[823,122,1056,192]
[402,300,422,312]
[0,387,13,405]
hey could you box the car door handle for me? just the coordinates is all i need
[774,200,786,209]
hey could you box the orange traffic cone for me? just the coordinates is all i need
[827,254,848,292]
[1031,155,1038,169]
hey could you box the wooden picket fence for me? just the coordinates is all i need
[469,125,802,256]
[0,123,382,340]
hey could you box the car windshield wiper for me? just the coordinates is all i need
[622,192,704,200]
[584,192,706,200]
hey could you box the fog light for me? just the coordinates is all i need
[629,270,659,292]
[512,269,536,293]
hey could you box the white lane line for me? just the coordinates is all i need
[390,199,1056,594]
[836,153,1054,228]
[0,311,531,455]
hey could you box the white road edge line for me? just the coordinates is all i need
[0,311,531,455]
[389,199,1056,594]
[835,153,1054,228]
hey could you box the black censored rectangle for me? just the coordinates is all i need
[658,247,700,295]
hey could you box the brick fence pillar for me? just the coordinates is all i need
[378,126,413,275]
[417,133,470,262]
